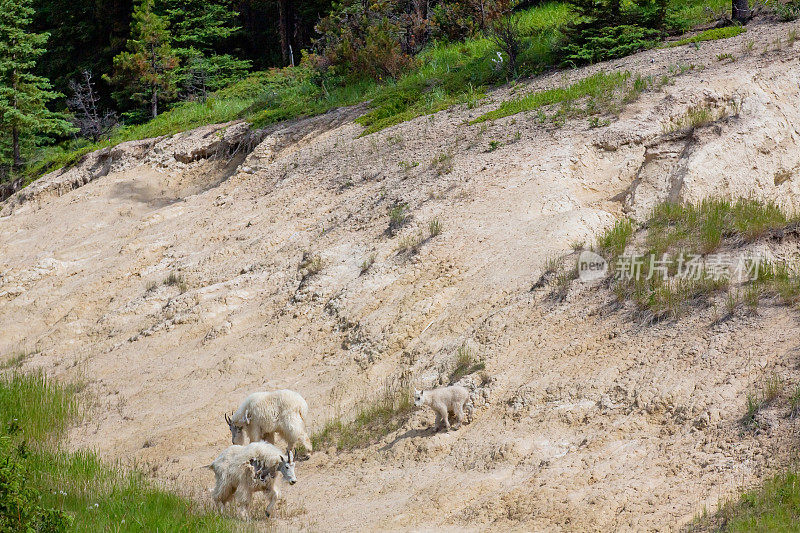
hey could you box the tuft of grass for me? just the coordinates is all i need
[549,264,579,302]
[428,218,443,238]
[430,151,454,176]
[449,345,485,384]
[164,272,187,293]
[311,374,413,451]
[790,384,800,418]
[762,373,784,404]
[744,283,761,314]
[487,140,502,151]
[388,203,410,234]
[360,253,376,275]
[669,26,746,48]
[299,252,323,277]
[663,100,737,134]
[742,391,763,428]
[397,230,425,254]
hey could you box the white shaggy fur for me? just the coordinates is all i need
[226,389,312,452]
[414,385,473,431]
[208,441,296,519]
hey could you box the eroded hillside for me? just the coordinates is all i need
[3,19,800,531]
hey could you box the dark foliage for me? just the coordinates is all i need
[560,0,668,66]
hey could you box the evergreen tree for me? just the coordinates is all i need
[0,0,72,169]
[108,0,179,118]
[158,0,251,95]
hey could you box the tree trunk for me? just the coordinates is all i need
[11,126,21,169]
[151,87,158,118]
[732,0,749,23]
[11,64,21,169]
[277,0,292,66]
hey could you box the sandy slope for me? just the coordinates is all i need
[3,18,800,531]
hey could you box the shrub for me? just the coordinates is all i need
[774,0,800,21]
[489,10,525,76]
[315,0,422,81]
[0,437,72,532]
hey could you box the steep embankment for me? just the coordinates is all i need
[2,19,800,531]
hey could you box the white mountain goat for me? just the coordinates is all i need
[414,385,473,431]
[207,441,296,519]
[225,389,312,454]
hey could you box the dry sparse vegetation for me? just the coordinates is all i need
[311,373,413,451]
[449,345,485,384]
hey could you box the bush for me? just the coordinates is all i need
[0,438,72,532]
[774,0,800,21]
[315,0,421,80]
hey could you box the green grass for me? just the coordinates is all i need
[312,375,413,451]
[597,218,635,261]
[701,471,800,531]
[669,26,746,48]
[472,70,648,124]
[0,371,239,531]
[593,199,798,320]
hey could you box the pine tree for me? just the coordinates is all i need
[157,0,250,95]
[108,0,179,118]
[0,0,73,170]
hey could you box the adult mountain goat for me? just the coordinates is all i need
[225,389,312,453]
[414,385,473,431]
[208,441,296,518]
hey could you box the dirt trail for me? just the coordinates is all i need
[3,19,800,531]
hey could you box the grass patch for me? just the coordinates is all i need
[669,26,746,48]
[311,374,413,451]
[472,70,656,124]
[663,100,739,134]
[0,371,237,531]
[593,199,797,320]
[700,470,800,531]
[0,350,35,370]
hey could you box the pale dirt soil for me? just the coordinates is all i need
[3,18,800,531]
